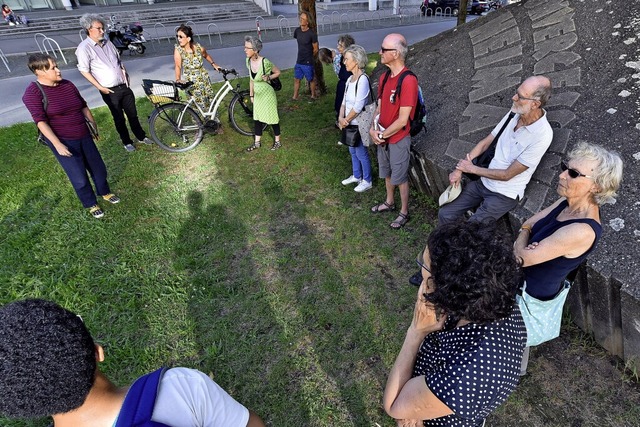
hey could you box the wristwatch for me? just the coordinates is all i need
[378,133,385,140]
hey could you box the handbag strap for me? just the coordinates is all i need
[346,73,374,119]
[261,57,271,77]
[34,80,48,118]
[484,111,515,156]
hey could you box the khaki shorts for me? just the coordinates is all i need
[377,135,411,186]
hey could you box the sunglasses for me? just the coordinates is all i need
[176,34,186,39]
[380,46,397,53]
[561,160,593,179]
[415,251,431,275]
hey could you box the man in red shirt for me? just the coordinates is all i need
[369,33,417,229]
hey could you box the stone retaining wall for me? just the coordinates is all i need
[403,0,640,368]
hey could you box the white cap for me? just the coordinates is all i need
[438,184,462,207]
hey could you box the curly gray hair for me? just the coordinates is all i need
[244,35,262,53]
[79,13,106,34]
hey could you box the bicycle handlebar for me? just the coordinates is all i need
[219,68,238,81]
[173,68,238,91]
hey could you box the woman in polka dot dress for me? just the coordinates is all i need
[384,221,527,427]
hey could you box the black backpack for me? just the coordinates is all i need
[379,69,427,137]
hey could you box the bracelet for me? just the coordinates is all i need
[519,225,532,233]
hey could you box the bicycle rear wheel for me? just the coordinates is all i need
[149,103,204,153]
[228,90,254,136]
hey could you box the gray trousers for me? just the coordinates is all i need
[438,179,519,225]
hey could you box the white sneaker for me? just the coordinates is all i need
[124,144,136,152]
[354,180,372,192]
[140,137,154,145]
[341,175,361,185]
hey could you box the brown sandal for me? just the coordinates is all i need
[371,201,396,214]
[390,212,410,229]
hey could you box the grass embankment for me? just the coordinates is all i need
[1,63,638,427]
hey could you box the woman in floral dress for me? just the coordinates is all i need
[244,35,281,152]
[174,24,221,109]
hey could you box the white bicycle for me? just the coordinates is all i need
[142,68,253,153]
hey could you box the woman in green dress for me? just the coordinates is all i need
[244,35,282,151]
[174,24,221,110]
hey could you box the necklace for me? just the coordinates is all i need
[563,203,593,217]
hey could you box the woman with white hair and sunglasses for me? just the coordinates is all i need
[514,141,623,364]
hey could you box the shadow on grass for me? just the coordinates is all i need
[262,178,380,424]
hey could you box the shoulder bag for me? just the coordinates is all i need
[465,111,515,181]
[516,268,578,347]
[262,58,282,91]
[354,74,376,147]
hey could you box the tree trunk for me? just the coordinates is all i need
[298,0,327,95]
[456,0,469,26]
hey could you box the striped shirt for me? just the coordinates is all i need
[22,79,89,140]
[76,37,126,88]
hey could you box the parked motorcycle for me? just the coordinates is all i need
[107,15,146,55]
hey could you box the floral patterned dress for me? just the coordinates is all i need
[176,43,214,109]
[246,57,279,125]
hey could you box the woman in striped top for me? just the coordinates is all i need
[22,53,120,219]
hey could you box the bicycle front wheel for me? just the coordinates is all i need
[228,90,254,136]
[149,103,204,153]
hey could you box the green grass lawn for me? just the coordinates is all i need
[0,63,437,427]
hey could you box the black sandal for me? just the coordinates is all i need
[390,212,410,229]
[271,141,281,151]
[246,142,261,152]
[371,201,396,214]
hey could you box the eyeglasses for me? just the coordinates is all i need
[380,46,397,53]
[415,251,431,275]
[91,26,104,31]
[560,160,593,179]
[244,46,254,50]
[514,90,539,102]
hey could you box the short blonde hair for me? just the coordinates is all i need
[567,141,623,205]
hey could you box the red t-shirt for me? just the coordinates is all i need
[377,67,418,144]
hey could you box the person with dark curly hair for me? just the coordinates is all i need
[0,299,266,427]
[383,221,526,427]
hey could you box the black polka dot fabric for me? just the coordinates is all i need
[412,306,527,426]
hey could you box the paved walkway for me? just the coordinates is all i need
[1,2,297,55]
[0,1,464,126]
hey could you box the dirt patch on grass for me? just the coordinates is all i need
[490,322,640,427]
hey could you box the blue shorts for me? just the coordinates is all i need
[294,63,314,82]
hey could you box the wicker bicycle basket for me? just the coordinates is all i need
[142,79,179,106]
